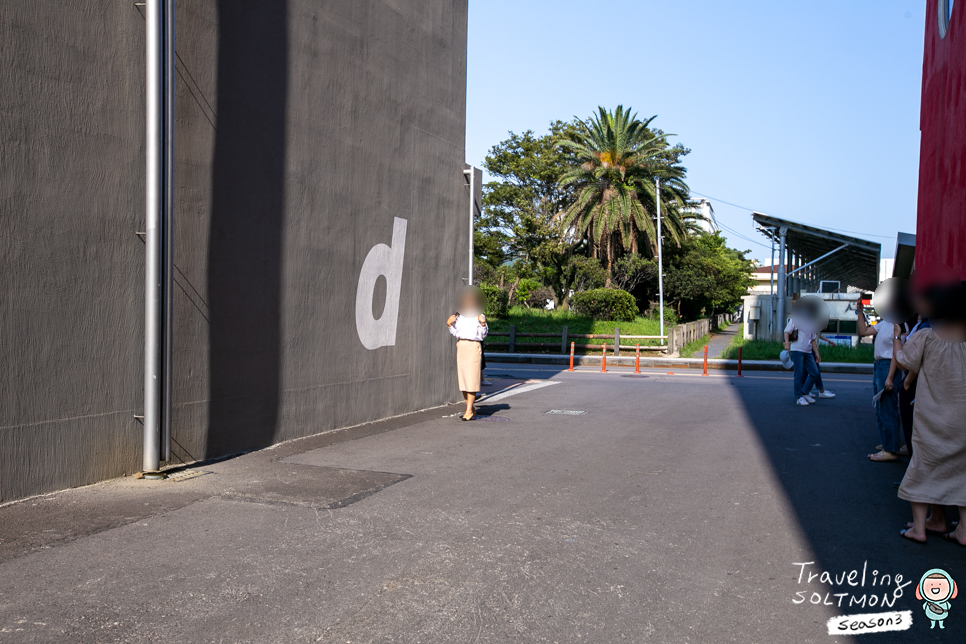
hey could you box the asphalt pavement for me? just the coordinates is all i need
[0,363,961,643]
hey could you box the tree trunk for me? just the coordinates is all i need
[507,276,520,303]
[604,232,614,288]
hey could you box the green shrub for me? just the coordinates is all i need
[646,306,679,328]
[479,284,509,318]
[512,277,542,307]
[570,288,639,321]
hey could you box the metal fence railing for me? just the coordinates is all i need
[483,325,667,355]
[483,312,738,357]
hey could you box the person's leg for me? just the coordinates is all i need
[873,361,891,451]
[791,351,805,399]
[948,508,966,545]
[898,382,914,454]
[901,501,929,542]
[880,387,902,453]
[801,353,819,396]
[464,391,476,418]
[907,505,949,531]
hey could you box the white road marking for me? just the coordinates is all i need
[478,380,560,403]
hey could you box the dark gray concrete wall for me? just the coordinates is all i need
[0,0,468,502]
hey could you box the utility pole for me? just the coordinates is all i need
[463,168,475,285]
[775,227,788,342]
[769,232,775,338]
[656,178,665,346]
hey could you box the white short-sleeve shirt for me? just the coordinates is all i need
[784,320,815,354]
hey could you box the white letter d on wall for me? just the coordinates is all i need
[355,217,407,350]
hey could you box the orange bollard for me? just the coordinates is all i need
[601,343,607,372]
[635,344,641,374]
[568,341,575,372]
[702,345,708,376]
[737,346,743,377]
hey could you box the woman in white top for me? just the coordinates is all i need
[446,288,489,421]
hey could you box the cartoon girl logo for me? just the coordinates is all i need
[916,569,958,629]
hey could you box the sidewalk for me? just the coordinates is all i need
[692,321,741,358]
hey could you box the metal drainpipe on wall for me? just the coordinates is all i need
[143,0,174,477]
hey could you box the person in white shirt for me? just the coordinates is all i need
[857,309,905,461]
[783,318,835,406]
[446,288,489,421]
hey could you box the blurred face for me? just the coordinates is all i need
[457,286,486,317]
[872,278,914,324]
[790,295,830,335]
[923,576,952,602]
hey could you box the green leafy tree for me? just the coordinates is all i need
[556,106,695,283]
[611,253,658,293]
[663,232,756,319]
[477,121,586,307]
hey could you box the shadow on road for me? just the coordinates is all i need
[729,373,961,642]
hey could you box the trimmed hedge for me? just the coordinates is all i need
[480,284,509,318]
[570,288,639,321]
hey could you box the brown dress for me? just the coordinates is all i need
[897,328,966,506]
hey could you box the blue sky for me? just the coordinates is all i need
[465,0,927,262]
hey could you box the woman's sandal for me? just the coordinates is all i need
[906,521,956,535]
[899,529,927,544]
[942,532,966,548]
[869,451,898,462]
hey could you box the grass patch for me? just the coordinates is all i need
[679,333,713,359]
[721,335,874,363]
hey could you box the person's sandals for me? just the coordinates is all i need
[942,532,966,547]
[869,451,898,462]
[898,445,910,455]
[900,529,927,544]
[907,521,956,535]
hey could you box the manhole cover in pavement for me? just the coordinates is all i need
[474,415,510,422]
[545,410,586,415]
[621,375,649,379]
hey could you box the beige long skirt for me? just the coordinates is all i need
[456,340,482,393]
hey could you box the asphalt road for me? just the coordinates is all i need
[0,363,961,643]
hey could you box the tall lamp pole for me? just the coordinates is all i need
[463,168,475,285]
[656,178,665,346]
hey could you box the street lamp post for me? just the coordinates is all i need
[656,178,665,346]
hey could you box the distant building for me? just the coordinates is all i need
[691,199,719,234]
[748,265,777,295]
[879,258,896,283]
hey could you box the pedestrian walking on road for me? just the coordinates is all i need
[783,318,835,406]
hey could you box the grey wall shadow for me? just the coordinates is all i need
[206,2,287,456]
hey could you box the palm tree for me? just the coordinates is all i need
[556,106,695,284]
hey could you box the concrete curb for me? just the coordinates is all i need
[485,352,873,375]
